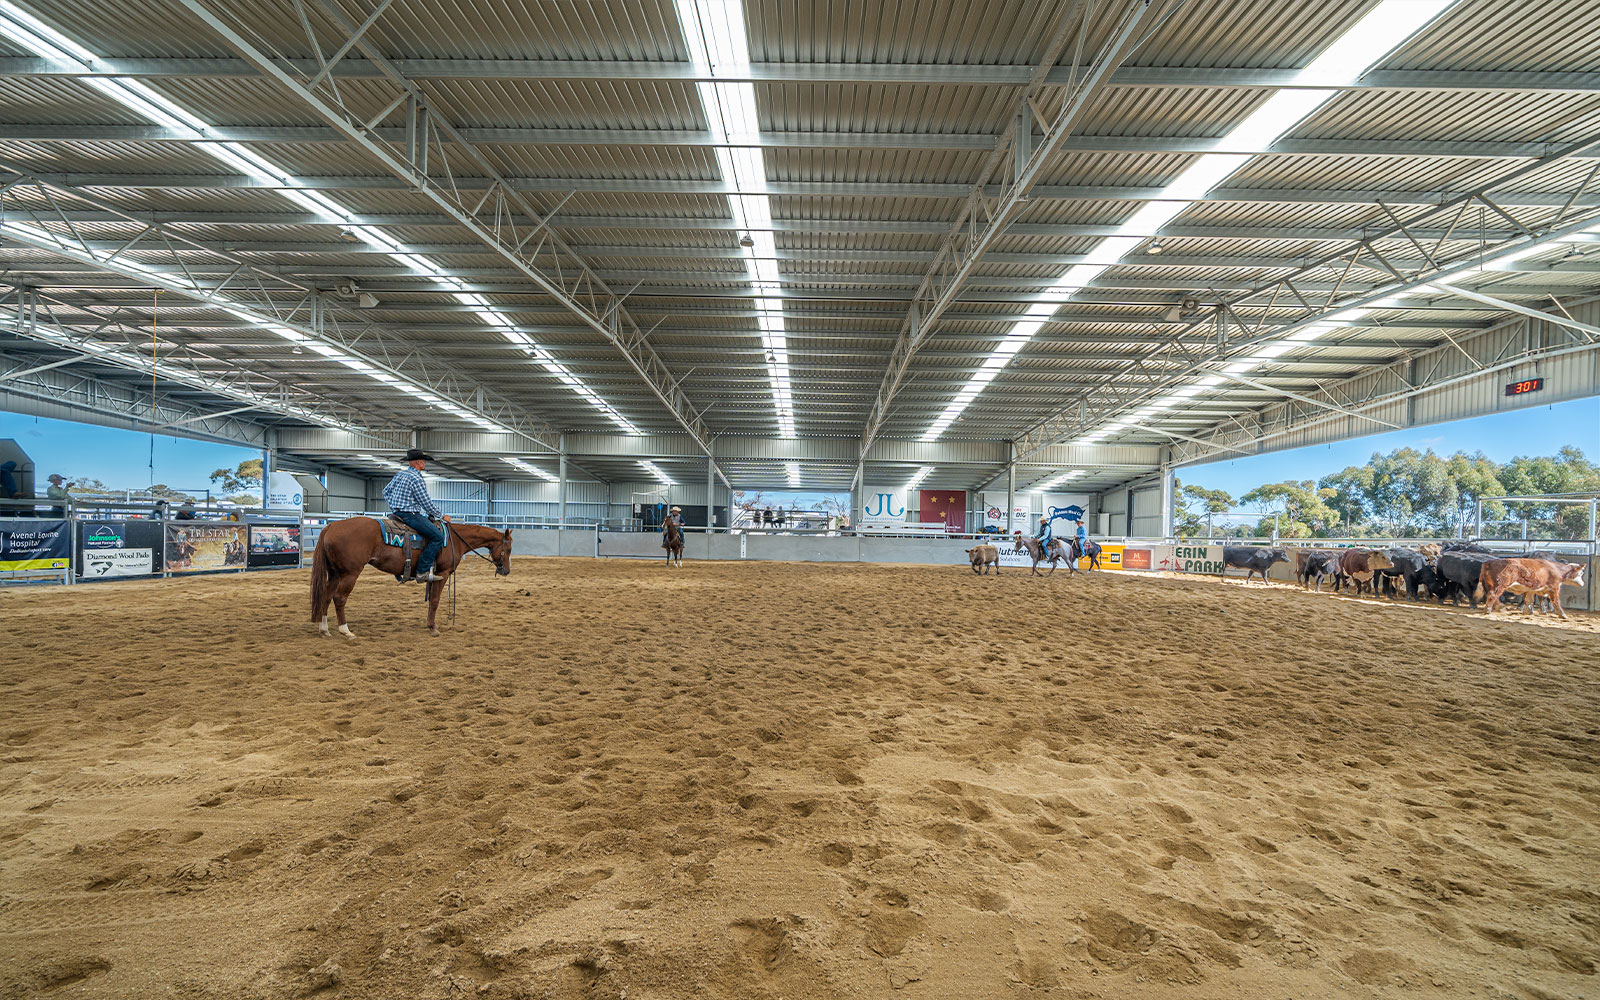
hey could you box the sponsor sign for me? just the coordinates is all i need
[860,489,906,527]
[81,521,125,549]
[1122,547,1153,571]
[82,548,155,578]
[247,524,301,567]
[1165,543,1224,575]
[165,523,247,572]
[1087,542,1124,570]
[266,470,304,510]
[919,489,966,531]
[0,518,70,571]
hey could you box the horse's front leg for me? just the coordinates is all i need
[426,579,443,635]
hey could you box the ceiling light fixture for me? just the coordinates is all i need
[922,0,1458,443]
[675,0,796,439]
[0,1,639,438]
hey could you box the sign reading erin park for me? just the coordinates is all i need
[1170,544,1225,575]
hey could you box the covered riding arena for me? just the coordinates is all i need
[2,1,1599,998]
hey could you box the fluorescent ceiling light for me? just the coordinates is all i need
[502,457,560,482]
[1,1,637,437]
[639,461,675,485]
[1035,470,1083,492]
[904,466,935,491]
[919,0,1455,440]
[676,0,795,439]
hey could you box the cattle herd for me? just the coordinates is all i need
[1224,542,1589,619]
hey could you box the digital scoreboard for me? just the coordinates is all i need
[1505,377,1544,397]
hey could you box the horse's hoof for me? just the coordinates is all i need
[429,629,440,637]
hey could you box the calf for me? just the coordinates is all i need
[1224,545,1289,583]
[1297,550,1342,592]
[1293,548,1340,590]
[1482,557,1588,619]
[1335,547,1396,597]
[965,544,1000,575]
[1376,547,1432,601]
[1436,550,1496,608]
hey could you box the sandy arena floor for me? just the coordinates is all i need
[1,557,1597,1000]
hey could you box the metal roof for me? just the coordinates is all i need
[2,0,1599,494]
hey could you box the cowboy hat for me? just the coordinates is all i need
[669,505,682,512]
[403,448,435,462]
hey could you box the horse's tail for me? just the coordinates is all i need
[309,535,332,622]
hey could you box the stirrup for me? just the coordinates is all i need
[417,571,442,582]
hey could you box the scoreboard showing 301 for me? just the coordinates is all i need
[1505,377,1544,397]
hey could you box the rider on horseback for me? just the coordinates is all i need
[1033,515,1056,558]
[662,505,681,547]
[1074,517,1089,559]
[383,448,451,583]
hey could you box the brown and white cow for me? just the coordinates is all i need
[1336,547,1395,597]
[1481,557,1588,619]
[965,544,1000,575]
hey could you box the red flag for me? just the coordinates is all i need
[919,489,967,530]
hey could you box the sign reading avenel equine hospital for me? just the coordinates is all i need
[0,518,70,571]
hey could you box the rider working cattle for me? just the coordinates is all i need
[1033,515,1055,557]
[383,448,450,583]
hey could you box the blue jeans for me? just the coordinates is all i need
[394,511,444,575]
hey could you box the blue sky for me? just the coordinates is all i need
[1178,396,1599,497]
[4,395,1597,499]
[0,412,260,492]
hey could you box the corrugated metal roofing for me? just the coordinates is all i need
[1,0,1597,488]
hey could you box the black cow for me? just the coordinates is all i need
[1224,545,1289,583]
[1437,550,1498,608]
[1376,547,1435,601]
[1298,550,1342,592]
[1442,540,1492,554]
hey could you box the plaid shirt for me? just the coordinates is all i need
[382,467,440,519]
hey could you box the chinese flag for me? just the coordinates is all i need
[920,489,967,530]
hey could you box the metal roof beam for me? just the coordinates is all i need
[0,169,561,444]
[1011,142,1600,462]
[22,210,1564,244]
[857,0,1178,465]
[1,56,1594,92]
[21,168,1600,209]
[11,123,1600,162]
[178,0,726,478]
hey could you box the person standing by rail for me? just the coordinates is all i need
[382,448,451,583]
[45,473,73,518]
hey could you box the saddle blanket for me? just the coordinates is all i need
[379,517,436,550]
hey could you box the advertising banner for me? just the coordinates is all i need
[0,518,70,571]
[266,470,304,510]
[919,489,966,531]
[860,488,906,528]
[1122,546,1155,571]
[247,523,302,567]
[1087,542,1124,570]
[165,523,247,572]
[1166,543,1225,575]
[82,548,156,578]
[76,519,162,578]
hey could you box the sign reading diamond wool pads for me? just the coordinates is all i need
[76,519,161,578]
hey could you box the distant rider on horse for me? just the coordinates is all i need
[663,505,682,545]
[383,448,451,582]
[1074,517,1088,558]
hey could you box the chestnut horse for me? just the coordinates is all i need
[662,513,684,568]
[309,517,513,637]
